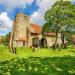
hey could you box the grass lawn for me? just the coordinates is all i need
[0,45,75,61]
[0,45,75,75]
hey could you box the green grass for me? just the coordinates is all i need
[0,45,75,61]
[0,45,75,75]
[0,57,75,75]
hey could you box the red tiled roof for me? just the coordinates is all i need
[45,32,56,36]
[30,24,42,34]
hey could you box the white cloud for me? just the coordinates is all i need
[0,0,34,12]
[31,11,41,19]
[0,12,13,35]
[38,0,57,14]
[0,0,33,7]
[0,0,72,35]
[30,0,72,25]
[30,11,44,25]
[30,0,57,25]
[0,12,13,28]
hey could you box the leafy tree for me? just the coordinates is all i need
[43,0,75,48]
[64,25,75,45]
[2,32,11,46]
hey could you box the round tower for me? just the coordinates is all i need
[13,13,30,47]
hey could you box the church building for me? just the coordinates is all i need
[10,13,62,47]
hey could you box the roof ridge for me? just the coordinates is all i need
[31,23,42,26]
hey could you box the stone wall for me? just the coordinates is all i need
[46,36,55,47]
[28,33,42,47]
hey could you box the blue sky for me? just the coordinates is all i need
[0,0,74,36]
[7,0,39,20]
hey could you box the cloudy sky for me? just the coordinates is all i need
[0,0,74,36]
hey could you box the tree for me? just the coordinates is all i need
[65,25,75,45]
[2,32,11,46]
[43,0,75,49]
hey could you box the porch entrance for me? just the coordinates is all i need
[23,41,25,46]
[32,38,39,47]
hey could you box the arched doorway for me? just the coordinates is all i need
[32,37,39,47]
[41,38,47,48]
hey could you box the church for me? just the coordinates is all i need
[9,13,62,47]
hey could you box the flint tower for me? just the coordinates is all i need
[10,13,30,47]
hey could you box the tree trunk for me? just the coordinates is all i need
[9,25,15,53]
[55,32,58,45]
[9,30,13,52]
[54,32,58,50]
[61,31,65,49]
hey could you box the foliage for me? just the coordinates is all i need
[0,57,75,75]
[43,1,75,33]
[65,32,73,45]
[42,0,75,46]
[2,32,11,46]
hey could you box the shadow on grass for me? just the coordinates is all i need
[0,57,75,75]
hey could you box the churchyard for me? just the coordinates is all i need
[0,0,75,75]
[0,45,75,75]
